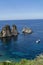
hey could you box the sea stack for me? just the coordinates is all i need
[11,25,19,36]
[22,27,32,34]
[0,24,19,38]
[1,25,11,37]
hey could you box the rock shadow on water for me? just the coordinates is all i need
[1,37,11,45]
[12,35,18,42]
[0,35,18,45]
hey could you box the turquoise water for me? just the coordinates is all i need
[0,20,43,61]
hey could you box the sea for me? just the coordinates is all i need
[0,19,43,62]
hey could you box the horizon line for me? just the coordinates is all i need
[0,19,43,21]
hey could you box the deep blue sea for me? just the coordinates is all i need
[0,20,43,61]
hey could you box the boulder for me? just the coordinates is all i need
[22,27,32,34]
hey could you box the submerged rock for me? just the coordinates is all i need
[22,27,32,34]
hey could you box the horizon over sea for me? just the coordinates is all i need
[0,19,43,62]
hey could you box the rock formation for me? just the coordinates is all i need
[11,25,19,36]
[1,27,7,37]
[5,25,11,36]
[22,27,32,34]
[0,25,32,38]
[1,25,11,37]
[0,25,18,38]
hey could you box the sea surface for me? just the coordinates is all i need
[0,19,43,61]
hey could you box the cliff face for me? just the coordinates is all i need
[0,25,18,38]
[1,25,11,37]
[11,25,18,36]
[5,25,11,36]
[1,27,7,37]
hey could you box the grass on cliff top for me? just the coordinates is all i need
[0,54,43,65]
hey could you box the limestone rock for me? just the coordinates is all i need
[22,27,32,34]
[11,25,19,36]
[1,25,11,37]
[0,24,19,38]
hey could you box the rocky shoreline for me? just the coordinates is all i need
[0,54,43,65]
[0,25,32,38]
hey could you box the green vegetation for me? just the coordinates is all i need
[0,54,43,65]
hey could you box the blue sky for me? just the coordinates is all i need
[0,0,43,20]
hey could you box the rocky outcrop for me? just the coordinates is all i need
[22,27,32,34]
[0,25,32,38]
[1,27,7,37]
[1,25,11,37]
[0,25,18,38]
[5,25,11,36]
[11,25,19,36]
[0,32,2,37]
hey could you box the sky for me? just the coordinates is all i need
[0,0,43,20]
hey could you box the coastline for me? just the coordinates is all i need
[0,54,43,65]
[0,20,43,64]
